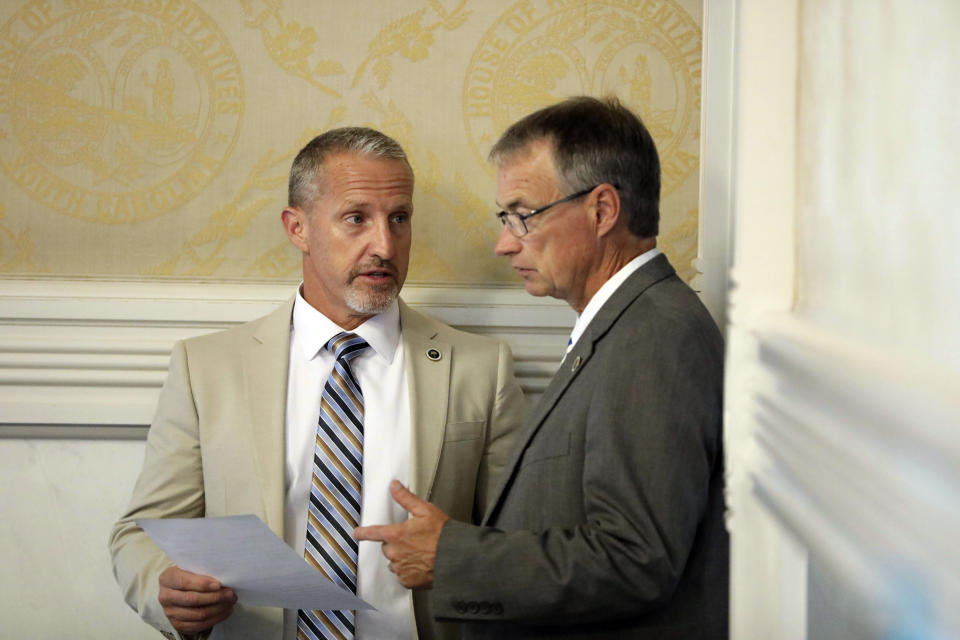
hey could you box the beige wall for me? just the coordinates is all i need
[0,0,703,283]
[0,438,158,639]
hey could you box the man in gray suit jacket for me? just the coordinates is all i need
[356,97,728,638]
[110,128,525,640]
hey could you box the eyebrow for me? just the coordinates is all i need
[497,197,528,212]
[341,198,413,211]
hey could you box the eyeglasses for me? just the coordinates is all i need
[496,185,602,237]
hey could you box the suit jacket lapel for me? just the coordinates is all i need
[241,296,294,536]
[399,301,451,500]
[480,338,595,524]
[482,253,678,523]
[576,253,677,356]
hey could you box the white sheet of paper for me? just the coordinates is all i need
[138,514,373,611]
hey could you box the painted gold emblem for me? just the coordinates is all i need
[0,202,43,271]
[463,0,701,194]
[0,0,243,223]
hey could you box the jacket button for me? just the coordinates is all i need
[467,601,479,614]
[492,602,504,615]
[454,601,467,613]
[479,602,492,614]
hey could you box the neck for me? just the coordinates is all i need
[569,236,656,313]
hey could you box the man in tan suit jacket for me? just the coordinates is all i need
[109,128,526,640]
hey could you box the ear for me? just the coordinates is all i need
[592,183,621,238]
[281,206,309,253]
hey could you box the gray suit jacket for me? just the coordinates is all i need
[431,254,728,639]
[109,296,526,640]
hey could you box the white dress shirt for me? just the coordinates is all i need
[565,248,662,357]
[283,289,416,640]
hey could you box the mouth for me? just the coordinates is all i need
[357,270,395,281]
[351,264,399,284]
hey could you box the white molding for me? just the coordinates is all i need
[721,0,805,637]
[746,316,960,635]
[696,0,736,333]
[0,278,575,433]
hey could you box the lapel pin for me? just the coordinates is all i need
[426,348,442,361]
[571,355,582,371]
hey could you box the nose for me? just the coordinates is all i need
[494,224,521,256]
[369,218,395,260]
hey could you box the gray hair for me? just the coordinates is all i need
[288,127,410,209]
[489,96,661,238]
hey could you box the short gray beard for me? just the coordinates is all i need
[343,280,399,315]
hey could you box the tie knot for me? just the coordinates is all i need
[326,332,369,362]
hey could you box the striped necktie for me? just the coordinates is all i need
[298,332,370,640]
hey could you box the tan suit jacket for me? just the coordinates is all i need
[110,296,526,640]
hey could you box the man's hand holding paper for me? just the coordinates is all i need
[158,566,237,634]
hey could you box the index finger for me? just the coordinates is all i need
[159,565,222,592]
[388,480,431,515]
[353,523,399,543]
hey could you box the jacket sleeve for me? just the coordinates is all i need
[430,314,724,624]
[108,340,208,639]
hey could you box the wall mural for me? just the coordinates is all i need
[0,0,701,284]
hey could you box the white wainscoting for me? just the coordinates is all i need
[729,314,960,638]
[0,278,575,437]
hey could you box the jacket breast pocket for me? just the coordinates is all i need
[443,420,483,442]
[521,431,571,467]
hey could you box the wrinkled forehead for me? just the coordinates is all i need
[299,152,413,218]
[496,157,568,213]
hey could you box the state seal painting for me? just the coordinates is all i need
[0,0,243,223]
[463,0,701,195]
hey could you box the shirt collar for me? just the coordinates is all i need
[567,248,662,353]
[292,285,400,364]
